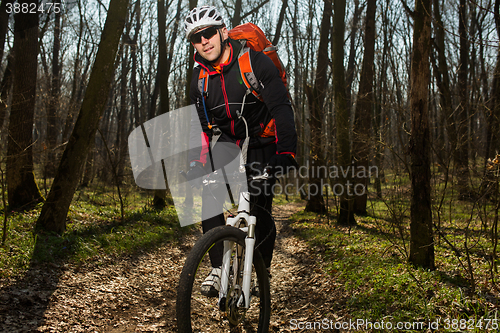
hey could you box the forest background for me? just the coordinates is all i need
[2,0,500,329]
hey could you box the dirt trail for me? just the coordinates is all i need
[0,202,344,332]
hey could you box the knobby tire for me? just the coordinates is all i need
[176,225,271,332]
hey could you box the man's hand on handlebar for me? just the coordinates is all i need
[185,161,206,188]
[266,154,298,176]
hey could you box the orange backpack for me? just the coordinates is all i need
[198,23,288,101]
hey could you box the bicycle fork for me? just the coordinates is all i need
[219,192,256,310]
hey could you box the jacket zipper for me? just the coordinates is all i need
[220,72,235,136]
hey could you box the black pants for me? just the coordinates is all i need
[202,143,277,268]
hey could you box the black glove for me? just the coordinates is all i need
[186,161,206,188]
[267,154,298,176]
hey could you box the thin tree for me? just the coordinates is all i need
[151,0,175,208]
[488,0,500,162]
[45,0,62,178]
[408,0,435,269]
[333,0,355,225]
[304,0,331,214]
[0,0,14,64]
[456,0,471,199]
[131,0,141,127]
[7,0,43,210]
[0,53,12,131]
[352,0,376,215]
[36,0,130,233]
[233,0,242,27]
[272,0,288,46]
[345,0,362,107]
[431,0,454,176]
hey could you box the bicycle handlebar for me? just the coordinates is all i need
[180,164,273,186]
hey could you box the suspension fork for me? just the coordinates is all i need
[218,191,256,309]
[240,215,256,308]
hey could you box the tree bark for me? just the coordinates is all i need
[431,0,454,176]
[456,0,471,199]
[0,0,14,65]
[0,52,12,131]
[152,0,175,208]
[45,0,61,178]
[62,0,85,143]
[352,0,376,216]
[185,0,198,107]
[272,0,288,46]
[232,0,242,27]
[345,0,361,107]
[304,0,331,214]
[409,0,435,270]
[333,0,355,225]
[486,1,500,185]
[36,0,130,233]
[131,0,141,127]
[7,0,43,210]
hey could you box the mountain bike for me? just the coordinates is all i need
[176,168,272,332]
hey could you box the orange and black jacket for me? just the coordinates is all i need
[188,38,297,164]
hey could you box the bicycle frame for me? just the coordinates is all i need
[219,190,256,309]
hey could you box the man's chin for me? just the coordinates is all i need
[202,55,217,63]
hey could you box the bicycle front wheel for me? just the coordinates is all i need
[176,225,271,332]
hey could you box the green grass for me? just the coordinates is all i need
[290,203,499,332]
[0,183,300,280]
[0,187,190,279]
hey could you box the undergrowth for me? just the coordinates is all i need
[0,186,190,279]
[291,202,500,332]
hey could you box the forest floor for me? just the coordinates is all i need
[0,201,347,332]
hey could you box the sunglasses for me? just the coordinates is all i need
[190,26,221,44]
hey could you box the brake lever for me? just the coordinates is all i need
[252,170,272,181]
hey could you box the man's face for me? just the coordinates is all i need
[191,26,228,63]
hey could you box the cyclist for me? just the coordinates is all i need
[184,6,297,297]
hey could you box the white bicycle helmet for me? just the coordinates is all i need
[184,6,225,40]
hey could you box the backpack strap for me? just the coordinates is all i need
[263,45,277,52]
[237,45,263,101]
[198,68,209,97]
[198,68,213,129]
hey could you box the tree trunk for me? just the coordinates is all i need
[0,52,13,131]
[113,9,133,186]
[409,0,435,270]
[131,0,141,127]
[116,43,130,185]
[45,0,61,178]
[345,0,361,107]
[333,0,355,225]
[36,0,130,234]
[0,0,14,65]
[373,0,391,199]
[304,0,331,214]
[152,0,175,208]
[432,0,454,177]
[456,0,471,199]
[272,0,288,46]
[63,1,85,144]
[186,0,198,107]
[352,0,376,216]
[486,1,500,190]
[232,0,242,27]
[7,0,43,210]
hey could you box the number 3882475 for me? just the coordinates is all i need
[6,2,62,14]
